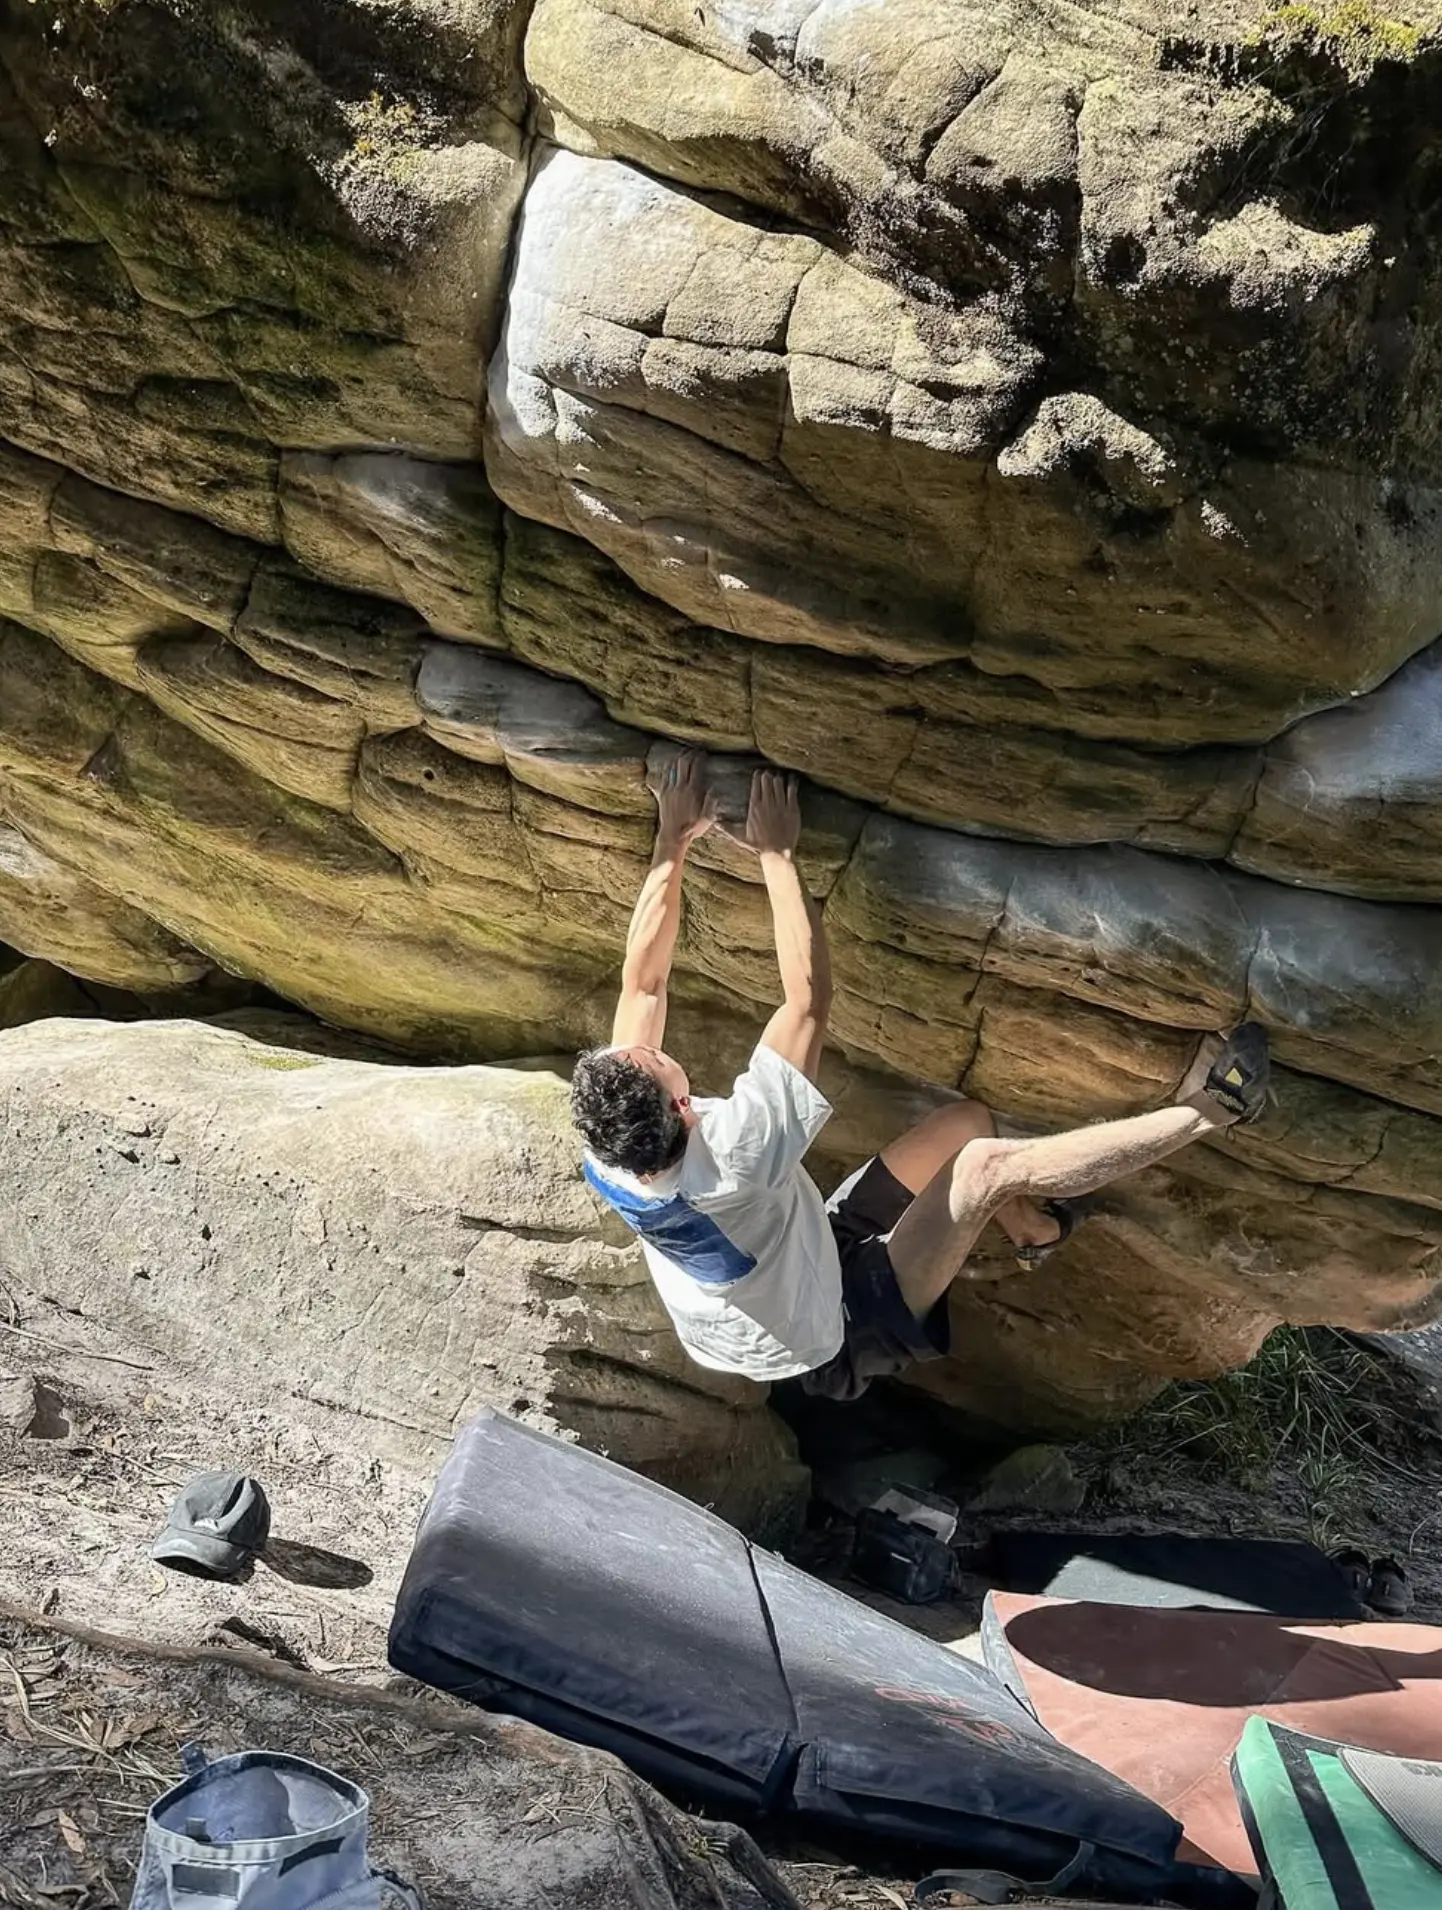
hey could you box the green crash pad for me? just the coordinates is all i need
[1232,1717,1442,1907]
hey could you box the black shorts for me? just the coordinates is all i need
[802,1157,950,1403]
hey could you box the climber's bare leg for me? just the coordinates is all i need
[879,1101,1060,1255]
[887,1081,1238,1319]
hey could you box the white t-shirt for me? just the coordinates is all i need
[583,1045,844,1381]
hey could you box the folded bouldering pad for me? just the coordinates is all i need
[987,1530,1365,1617]
[983,1591,1442,1876]
[1232,1719,1442,1906]
[389,1412,1253,1906]
[387,1409,793,1814]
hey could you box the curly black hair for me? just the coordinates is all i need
[570,1048,687,1175]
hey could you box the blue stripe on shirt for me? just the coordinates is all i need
[584,1160,758,1287]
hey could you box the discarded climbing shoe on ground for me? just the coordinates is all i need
[129,1744,421,1910]
[150,1472,271,1581]
[1332,1547,1372,1605]
[1366,1556,1412,1617]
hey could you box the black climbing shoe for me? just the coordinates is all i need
[1366,1556,1412,1618]
[1014,1199,1082,1272]
[1333,1547,1371,1606]
[1202,1021,1271,1125]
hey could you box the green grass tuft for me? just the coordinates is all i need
[1111,1326,1409,1545]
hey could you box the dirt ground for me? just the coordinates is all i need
[0,1606,815,1910]
[0,1278,934,1910]
[0,1609,1106,1910]
[2,1271,1440,1910]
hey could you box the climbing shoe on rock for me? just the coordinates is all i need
[1201,1021,1270,1125]
[151,1472,271,1581]
[1014,1199,1084,1272]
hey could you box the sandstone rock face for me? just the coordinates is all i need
[2,0,1442,1435]
[0,1015,805,1532]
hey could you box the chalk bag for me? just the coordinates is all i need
[129,1744,421,1910]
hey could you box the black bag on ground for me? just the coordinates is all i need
[849,1506,956,1604]
[388,1411,1250,1907]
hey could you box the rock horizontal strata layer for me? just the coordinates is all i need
[1,0,1441,1434]
[13,432,1442,897]
[6,615,1442,1119]
[488,110,1442,740]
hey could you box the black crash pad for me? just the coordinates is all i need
[389,1413,1253,1905]
[386,1409,792,1813]
[988,1530,1366,1618]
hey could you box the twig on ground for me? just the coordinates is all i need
[0,1321,153,1373]
[0,1765,93,1783]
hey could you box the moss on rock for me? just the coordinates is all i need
[1253,0,1423,79]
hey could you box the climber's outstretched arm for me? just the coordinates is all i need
[610,751,716,1050]
[729,771,832,1083]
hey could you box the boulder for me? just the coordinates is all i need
[501,29,1442,741]
[0,0,1441,1435]
[968,1446,1086,1517]
[0,1014,805,1534]
[1236,643,1442,901]
[279,450,504,645]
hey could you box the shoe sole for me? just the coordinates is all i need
[1206,1021,1270,1124]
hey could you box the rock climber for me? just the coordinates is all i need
[570,749,1270,1400]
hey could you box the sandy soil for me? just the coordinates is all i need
[0,1605,813,1910]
